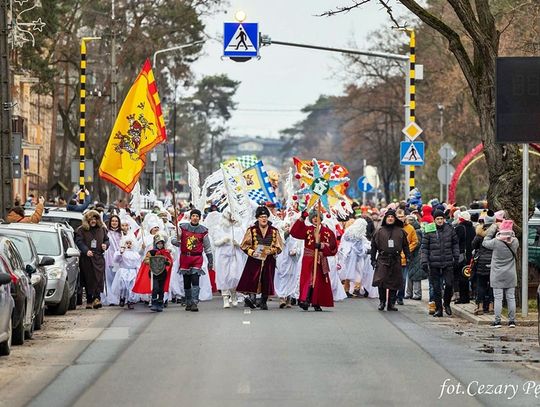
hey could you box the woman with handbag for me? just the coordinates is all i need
[471,213,496,315]
[482,220,519,328]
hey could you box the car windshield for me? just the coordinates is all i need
[25,230,61,256]
[6,235,32,262]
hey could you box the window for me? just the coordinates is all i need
[61,231,70,252]
[26,230,61,256]
[8,236,32,263]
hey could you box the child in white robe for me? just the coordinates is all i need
[111,234,141,309]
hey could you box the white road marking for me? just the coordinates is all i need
[242,321,251,325]
[244,309,251,314]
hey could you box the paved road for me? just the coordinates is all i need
[28,298,538,407]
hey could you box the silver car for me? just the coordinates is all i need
[0,266,14,356]
[0,223,80,315]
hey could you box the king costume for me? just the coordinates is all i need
[237,206,284,310]
[290,211,338,311]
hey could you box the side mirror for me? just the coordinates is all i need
[65,248,80,258]
[0,272,11,286]
[25,264,36,275]
[39,256,55,266]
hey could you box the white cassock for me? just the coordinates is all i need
[110,249,141,303]
[213,220,247,291]
[102,230,122,305]
[323,217,348,302]
[274,236,302,298]
[337,235,378,298]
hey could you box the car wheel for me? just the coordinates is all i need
[51,281,69,315]
[34,301,44,331]
[24,317,34,340]
[68,288,77,310]
[0,318,12,356]
[12,312,25,346]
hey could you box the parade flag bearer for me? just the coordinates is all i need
[290,211,337,311]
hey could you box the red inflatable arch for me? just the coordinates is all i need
[448,143,540,204]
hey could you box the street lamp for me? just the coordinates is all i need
[152,40,205,69]
[438,104,444,201]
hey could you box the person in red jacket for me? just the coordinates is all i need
[290,210,338,311]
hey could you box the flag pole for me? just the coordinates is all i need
[312,200,322,288]
[165,145,180,241]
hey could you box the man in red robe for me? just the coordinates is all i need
[291,211,338,311]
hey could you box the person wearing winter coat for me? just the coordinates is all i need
[454,211,476,303]
[421,209,460,317]
[396,209,419,304]
[75,210,110,309]
[6,196,45,223]
[371,209,410,311]
[482,220,519,328]
[471,212,495,315]
[404,215,424,300]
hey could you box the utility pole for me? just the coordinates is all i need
[0,0,13,217]
[110,0,117,123]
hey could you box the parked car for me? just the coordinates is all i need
[0,223,80,315]
[0,266,14,356]
[25,208,83,231]
[0,228,50,330]
[0,237,35,345]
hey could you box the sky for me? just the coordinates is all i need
[191,0,408,138]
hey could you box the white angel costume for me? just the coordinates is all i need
[337,218,378,298]
[110,235,141,306]
[274,233,303,303]
[212,210,248,308]
[102,226,122,305]
[323,216,348,302]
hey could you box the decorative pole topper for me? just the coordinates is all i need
[294,158,349,212]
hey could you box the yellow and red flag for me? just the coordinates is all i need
[99,59,166,192]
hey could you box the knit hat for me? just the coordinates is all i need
[483,210,496,226]
[459,211,471,222]
[499,219,514,233]
[433,209,445,219]
[255,206,270,218]
[495,210,506,222]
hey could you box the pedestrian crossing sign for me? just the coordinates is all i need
[400,141,425,166]
[223,22,259,58]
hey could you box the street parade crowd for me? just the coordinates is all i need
[6,186,519,330]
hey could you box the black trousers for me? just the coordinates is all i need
[475,274,492,310]
[152,273,167,303]
[429,267,453,308]
[183,273,200,290]
[378,287,397,305]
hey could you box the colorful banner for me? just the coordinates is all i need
[99,59,166,192]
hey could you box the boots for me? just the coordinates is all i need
[474,304,483,315]
[279,297,287,309]
[378,301,386,311]
[387,291,398,311]
[223,295,231,309]
[244,294,256,309]
[260,296,268,310]
[184,289,192,311]
[230,290,238,307]
[150,296,160,312]
[428,301,436,315]
[433,301,443,317]
[191,286,200,312]
[444,304,452,316]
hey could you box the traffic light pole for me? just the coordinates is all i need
[260,35,415,200]
[0,0,13,217]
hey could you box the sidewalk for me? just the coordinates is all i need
[408,281,538,327]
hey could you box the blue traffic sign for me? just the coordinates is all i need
[223,22,259,58]
[357,176,373,193]
[400,141,425,166]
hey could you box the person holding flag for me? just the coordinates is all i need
[290,210,338,311]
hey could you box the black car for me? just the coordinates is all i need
[0,230,50,330]
[0,237,35,345]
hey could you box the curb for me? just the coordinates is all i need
[451,304,538,326]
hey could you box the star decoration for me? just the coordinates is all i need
[31,18,45,32]
[295,158,349,212]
